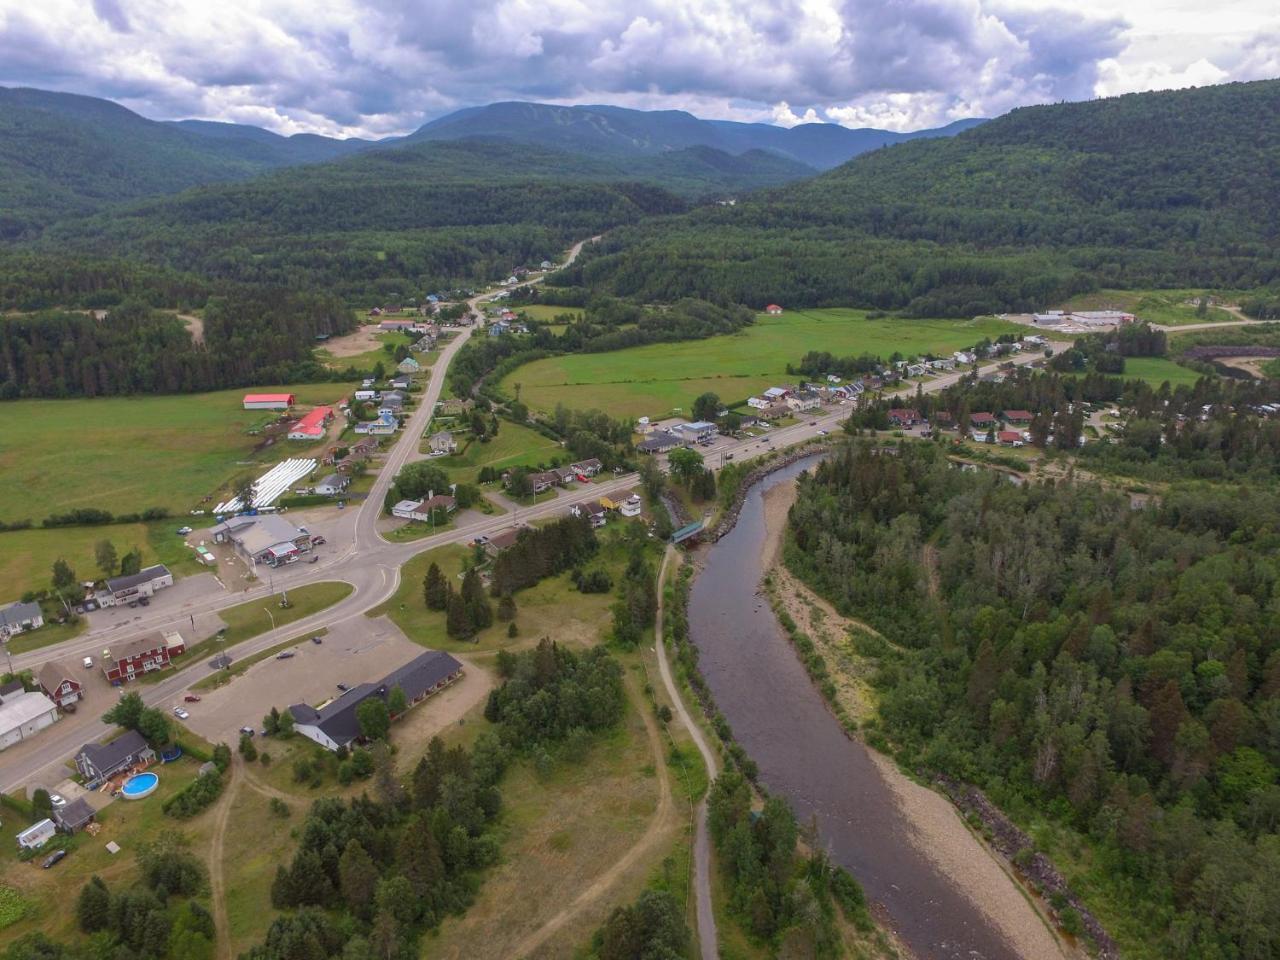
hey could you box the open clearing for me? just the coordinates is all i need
[1118,356,1205,388]
[501,309,1032,418]
[0,383,350,523]
[316,325,412,369]
[428,420,564,486]
[1059,288,1240,326]
[514,304,584,323]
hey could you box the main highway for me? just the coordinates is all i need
[0,248,1039,794]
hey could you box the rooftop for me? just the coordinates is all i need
[77,729,150,774]
[0,600,41,629]
[103,564,171,594]
[0,691,57,731]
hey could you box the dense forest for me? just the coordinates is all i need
[559,80,1280,315]
[786,443,1280,958]
[0,295,355,399]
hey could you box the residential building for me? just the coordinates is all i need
[428,430,457,455]
[570,501,608,527]
[74,729,155,788]
[765,304,783,315]
[970,412,996,430]
[54,797,96,833]
[526,471,561,494]
[96,565,173,607]
[242,393,295,411]
[763,386,790,402]
[354,389,380,402]
[289,651,464,751]
[389,376,412,390]
[37,663,82,708]
[786,392,821,413]
[1003,410,1034,425]
[392,496,456,522]
[211,515,310,566]
[906,363,927,378]
[0,600,43,640]
[439,398,473,417]
[354,412,398,435]
[287,406,333,441]
[102,634,180,684]
[636,431,681,454]
[17,820,56,850]
[756,401,790,421]
[0,689,60,751]
[315,474,349,497]
[997,430,1024,446]
[570,458,603,477]
[397,357,421,374]
[953,351,976,365]
[886,408,921,427]
[483,528,523,557]
[552,465,579,485]
[930,358,956,371]
[620,495,642,518]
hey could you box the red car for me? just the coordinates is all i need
[183,694,201,703]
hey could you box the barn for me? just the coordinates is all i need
[243,393,296,411]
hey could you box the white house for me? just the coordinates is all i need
[429,431,457,455]
[17,819,57,851]
[786,392,821,413]
[620,495,642,518]
[0,601,43,640]
[315,474,349,497]
[95,565,173,607]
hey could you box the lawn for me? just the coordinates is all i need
[513,304,583,324]
[1120,357,1206,388]
[1059,289,1240,326]
[0,383,352,524]
[500,309,1031,419]
[427,420,564,486]
[0,520,202,601]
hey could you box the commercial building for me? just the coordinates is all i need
[95,565,173,607]
[211,515,311,567]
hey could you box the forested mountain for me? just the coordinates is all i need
[564,79,1280,316]
[8,139,812,305]
[407,100,982,169]
[0,87,369,238]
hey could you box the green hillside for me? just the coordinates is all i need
[565,79,1280,315]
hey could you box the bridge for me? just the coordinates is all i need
[671,520,705,545]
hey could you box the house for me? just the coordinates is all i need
[637,431,681,454]
[483,529,523,557]
[570,501,608,528]
[756,401,790,421]
[677,421,717,443]
[933,411,955,429]
[439,398,473,417]
[0,600,43,640]
[354,389,380,402]
[37,663,82,709]
[315,474,349,497]
[1023,335,1049,348]
[886,408,921,427]
[428,430,457,455]
[74,729,155,788]
[540,260,553,270]
[379,391,406,415]
[786,392,821,413]
[289,651,464,751]
[970,412,996,430]
[1003,410,1034,425]
[620,495,642,518]
[389,376,412,391]
[54,797,96,834]
[17,819,56,851]
[410,335,435,353]
[526,471,561,494]
[243,393,295,411]
[368,307,384,317]
[765,304,783,315]
[392,496,456,522]
[354,412,398,435]
[953,351,975,365]
[570,458,603,477]
[906,363,928,378]
[96,565,173,607]
[211,515,310,566]
[552,466,579,485]
[396,357,421,374]
[287,406,333,441]
[102,635,174,683]
[997,430,1024,447]
[0,690,60,751]
[930,358,956,371]
[746,396,768,409]
[763,386,790,402]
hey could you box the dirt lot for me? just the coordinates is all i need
[172,615,475,745]
[320,325,383,358]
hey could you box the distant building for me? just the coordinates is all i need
[765,304,783,315]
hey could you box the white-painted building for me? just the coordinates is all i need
[0,690,60,751]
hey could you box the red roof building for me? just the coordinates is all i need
[243,393,296,410]
[1003,410,1034,424]
[765,304,783,315]
[887,408,921,425]
[288,406,333,441]
[997,431,1024,445]
[970,412,996,425]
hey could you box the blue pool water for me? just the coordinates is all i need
[120,772,159,798]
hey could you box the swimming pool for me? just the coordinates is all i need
[120,772,158,799]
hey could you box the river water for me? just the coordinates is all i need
[688,456,1020,960]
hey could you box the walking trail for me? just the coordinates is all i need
[207,764,240,960]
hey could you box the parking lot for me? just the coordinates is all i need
[173,615,454,745]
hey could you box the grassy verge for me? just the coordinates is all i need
[4,617,87,655]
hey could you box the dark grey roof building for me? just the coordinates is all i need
[54,797,96,832]
[75,730,156,787]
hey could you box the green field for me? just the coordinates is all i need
[500,309,1032,418]
[513,304,583,323]
[1120,357,1206,387]
[1060,289,1239,326]
[317,329,412,370]
[0,383,349,524]
[430,420,564,486]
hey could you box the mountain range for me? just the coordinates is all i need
[0,86,980,238]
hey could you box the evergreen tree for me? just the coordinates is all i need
[423,562,449,610]
[446,590,474,640]
[76,876,111,933]
[462,568,493,629]
[337,839,378,918]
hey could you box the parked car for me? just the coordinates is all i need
[239,727,255,737]
[276,651,295,660]
[82,656,94,669]
[309,555,319,564]
[173,707,190,720]
[49,794,66,808]
[311,536,326,546]
[184,694,201,702]
[42,850,67,869]
[176,526,193,535]
[809,420,818,426]
[337,683,349,692]
[818,429,829,436]
[311,636,323,645]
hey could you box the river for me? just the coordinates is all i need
[688,456,1025,960]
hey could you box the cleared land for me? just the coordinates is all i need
[317,326,413,369]
[514,304,583,323]
[500,309,1032,419]
[1060,289,1240,326]
[0,383,350,524]
[428,421,564,486]
[1119,356,1205,388]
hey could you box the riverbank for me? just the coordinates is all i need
[759,478,1075,960]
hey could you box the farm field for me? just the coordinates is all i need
[429,420,564,486]
[500,308,1033,419]
[1059,289,1240,325]
[513,303,583,323]
[0,383,351,524]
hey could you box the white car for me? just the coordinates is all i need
[49,794,66,807]
[173,707,190,720]
[177,526,193,535]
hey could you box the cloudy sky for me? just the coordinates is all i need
[0,0,1276,137]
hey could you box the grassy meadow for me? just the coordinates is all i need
[427,420,564,487]
[500,308,1032,418]
[1119,356,1207,388]
[0,383,350,525]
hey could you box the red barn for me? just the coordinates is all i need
[765,304,783,315]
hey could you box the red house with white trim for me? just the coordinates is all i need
[102,631,186,684]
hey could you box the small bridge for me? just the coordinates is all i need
[671,521,705,545]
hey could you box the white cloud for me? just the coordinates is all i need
[0,0,1274,137]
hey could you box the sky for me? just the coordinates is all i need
[0,0,1276,138]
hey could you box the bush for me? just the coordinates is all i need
[162,771,225,819]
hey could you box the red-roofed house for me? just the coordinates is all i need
[970,412,996,428]
[288,407,333,441]
[997,430,1024,446]
[1003,410,1034,425]
[243,393,295,411]
[887,408,921,426]
[765,304,783,315]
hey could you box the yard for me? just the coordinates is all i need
[500,309,1031,419]
[0,383,353,524]
[428,420,564,486]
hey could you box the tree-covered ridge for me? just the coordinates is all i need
[564,79,1280,315]
[787,442,1280,958]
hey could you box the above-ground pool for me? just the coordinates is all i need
[120,772,159,799]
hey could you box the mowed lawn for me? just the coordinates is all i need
[500,309,1031,418]
[432,421,564,486]
[1121,356,1207,388]
[0,383,350,524]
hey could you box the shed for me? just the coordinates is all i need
[17,818,56,850]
